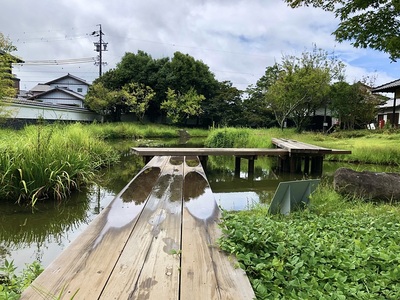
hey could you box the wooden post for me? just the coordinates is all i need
[234,156,241,178]
[304,156,310,174]
[199,155,208,171]
[311,156,323,175]
[248,157,255,180]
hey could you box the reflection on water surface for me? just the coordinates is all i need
[1,139,396,271]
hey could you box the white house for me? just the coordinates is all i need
[28,87,85,108]
[372,79,400,128]
[45,73,90,96]
[27,74,90,108]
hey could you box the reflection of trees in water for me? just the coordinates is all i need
[0,193,90,247]
[170,156,184,165]
[185,156,199,167]
[96,155,145,195]
[207,156,275,180]
[184,172,208,201]
[120,167,161,203]
[169,175,183,202]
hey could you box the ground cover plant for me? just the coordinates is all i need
[0,260,43,299]
[219,185,400,299]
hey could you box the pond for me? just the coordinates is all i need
[0,138,396,272]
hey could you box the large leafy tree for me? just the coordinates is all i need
[244,64,281,128]
[263,47,344,131]
[85,82,121,121]
[97,51,219,122]
[85,82,155,122]
[284,0,400,61]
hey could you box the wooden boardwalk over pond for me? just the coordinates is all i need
[132,138,351,176]
[21,156,255,300]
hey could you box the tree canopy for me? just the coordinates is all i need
[161,87,205,124]
[0,32,18,99]
[284,0,400,61]
[251,47,344,131]
[94,50,222,124]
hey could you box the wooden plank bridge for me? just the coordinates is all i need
[21,156,255,300]
[132,138,351,176]
[22,138,350,299]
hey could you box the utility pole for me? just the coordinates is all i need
[92,24,108,77]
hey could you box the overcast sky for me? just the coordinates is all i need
[2,0,399,91]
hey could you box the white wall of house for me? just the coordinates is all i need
[39,90,84,107]
[48,77,89,96]
[2,99,101,122]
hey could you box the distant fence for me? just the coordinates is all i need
[1,98,102,128]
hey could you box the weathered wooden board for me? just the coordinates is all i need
[22,155,255,300]
[271,138,351,155]
[20,156,169,300]
[132,147,288,157]
[180,158,255,300]
[99,156,183,300]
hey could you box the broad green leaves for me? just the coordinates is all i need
[284,0,400,61]
[219,208,400,299]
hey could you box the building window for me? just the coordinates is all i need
[77,88,83,93]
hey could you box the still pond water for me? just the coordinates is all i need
[0,138,395,272]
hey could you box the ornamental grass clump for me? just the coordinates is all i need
[0,124,118,205]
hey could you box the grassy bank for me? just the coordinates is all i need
[0,122,207,206]
[0,123,119,205]
[219,184,400,299]
[205,127,400,165]
[86,122,208,139]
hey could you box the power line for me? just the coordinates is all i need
[13,57,96,66]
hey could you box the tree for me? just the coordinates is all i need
[202,81,244,127]
[161,87,205,124]
[244,64,282,128]
[284,0,400,61]
[97,51,219,122]
[85,82,121,121]
[329,81,382,130]
[263,47,344,131]
[0,33,18,99]
[121,82,155,123]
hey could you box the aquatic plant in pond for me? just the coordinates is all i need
[0,123,119,205]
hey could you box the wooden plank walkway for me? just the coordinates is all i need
[271,138,351,155]
[21,156,255,300]
[132,138,351,176]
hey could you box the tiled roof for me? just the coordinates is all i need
[372,79,400,93]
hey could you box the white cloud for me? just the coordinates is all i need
[2,0,398,90]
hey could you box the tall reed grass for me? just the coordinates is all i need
[0,123,118,206]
